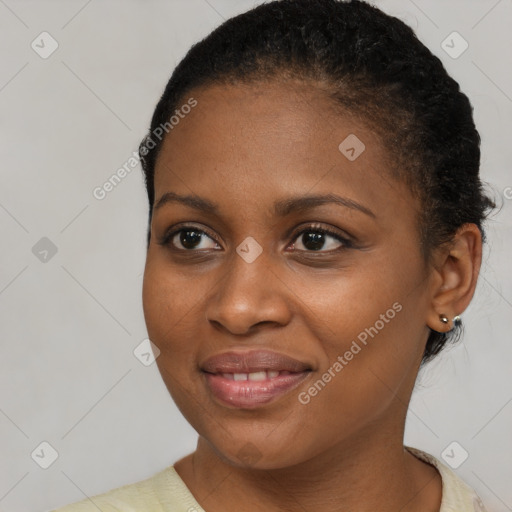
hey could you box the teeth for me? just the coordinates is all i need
[221,370,286,380]
[248,371,267,381]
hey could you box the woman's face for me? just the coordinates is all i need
[142,79,436,469]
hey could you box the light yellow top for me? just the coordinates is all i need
[51,446,488,512]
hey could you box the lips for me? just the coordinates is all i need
[201,350,312,408]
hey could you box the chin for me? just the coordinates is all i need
[204,429,314,471]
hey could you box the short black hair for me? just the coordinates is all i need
[139,0,496,365]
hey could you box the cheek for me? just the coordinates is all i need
[287,312,419,465]
[288,256,408,352]
[142,256,203,363]
[291,260,423,417]
[143,252,194,328]
[142,259,209,421]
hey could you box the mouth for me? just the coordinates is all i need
[215,370,298,380]
[201,350,312,409]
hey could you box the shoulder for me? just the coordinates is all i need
[50,465,203,512]
[405,446,488,512]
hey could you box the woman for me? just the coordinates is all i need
[53,0,495,510]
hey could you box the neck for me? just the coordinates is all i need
[175,415,442,512]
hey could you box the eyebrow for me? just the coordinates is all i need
[153,191,376,219]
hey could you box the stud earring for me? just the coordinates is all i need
[439,314,449,324]
[453,315,462,327]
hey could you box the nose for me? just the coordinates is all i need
[205,249,292,336]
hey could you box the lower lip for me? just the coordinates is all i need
[203,371,310,408]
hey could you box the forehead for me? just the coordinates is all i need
[153,80,413,222]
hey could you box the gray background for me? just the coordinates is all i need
[0,1,511,511]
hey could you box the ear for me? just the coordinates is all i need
[426,223,483,333]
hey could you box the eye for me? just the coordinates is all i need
[158,222,352,254]
[289,224,352,253]
[160,225,220,251]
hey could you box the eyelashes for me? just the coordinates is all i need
[158,222,353,254]
[290,224,353,252]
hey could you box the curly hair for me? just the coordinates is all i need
[139,0,496,365]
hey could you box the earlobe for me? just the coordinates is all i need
[437,313,462,332]
[426,224,482,333]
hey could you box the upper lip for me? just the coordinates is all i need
[201,350,312,374]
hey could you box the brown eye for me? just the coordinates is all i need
[159,226,220,251]
[290,225,352,253]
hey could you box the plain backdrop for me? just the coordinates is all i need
[0,1,511,511]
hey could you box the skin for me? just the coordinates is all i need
[142,79,482,512]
